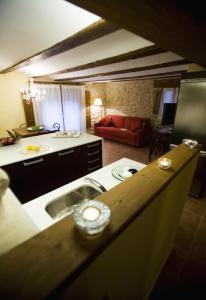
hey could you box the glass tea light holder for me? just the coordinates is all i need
[158,157,172,170]
[73,200,111,236]
[182,139,198,148]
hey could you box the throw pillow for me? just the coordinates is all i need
[101,116,112,126]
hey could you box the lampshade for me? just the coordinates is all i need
[93,98,103,106]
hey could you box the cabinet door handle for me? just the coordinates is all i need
[87,143,99,148]
[88,158,100,164]
[58,149,74,157]
[200,150,206,157]
[88,165,100,171]
[88,150,100,156]
[23,158,44,166]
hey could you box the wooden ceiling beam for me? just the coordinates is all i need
[55,59,189,81]
[72,70,186,83]
[34,45,166,78]
[67,0,206,67]
[0,19,119,74]
[108,75,182,83]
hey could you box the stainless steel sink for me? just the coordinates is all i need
[45,179,105,220]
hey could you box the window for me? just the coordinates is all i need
[33,84,86,131]
[159,88,179,117]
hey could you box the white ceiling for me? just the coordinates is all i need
[21,29,153,77]
[51,52,183,80]
[0,0,189,82]
[73,64,188,82]
[0,0,100,71]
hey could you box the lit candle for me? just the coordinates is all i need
[82,206,100,221]
[158,157,171,169]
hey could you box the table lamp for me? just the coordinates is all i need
[93,98,103,119]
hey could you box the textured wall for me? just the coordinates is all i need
[105,80,154,118]
[0,71,28,138]
[86,80,154,126]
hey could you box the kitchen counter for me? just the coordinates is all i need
[0,132,102,166]
[0,188,39,256]
[23,158,146,230]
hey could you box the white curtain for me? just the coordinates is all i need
[61,85,86,132]
[33,84,64,130]
[159,88,179,117]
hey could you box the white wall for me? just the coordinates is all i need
[0,71,28,138]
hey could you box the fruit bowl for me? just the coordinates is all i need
[1,136,18,146]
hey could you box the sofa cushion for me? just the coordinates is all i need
[101,116,112,126]
[111,115,125,128]
[95,126,136,139]
[124,117,141,131]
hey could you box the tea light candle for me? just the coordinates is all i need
[82,206,100,221]
[158,157,172,169]
[182,139,198,148]
[73,200,111,236]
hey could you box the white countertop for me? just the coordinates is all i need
[0,188,39,256]
[0,133,102,167]
[23,158,146,231]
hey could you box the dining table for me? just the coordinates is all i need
[12,126,57,138]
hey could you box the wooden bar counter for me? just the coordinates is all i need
[0,145,200,300]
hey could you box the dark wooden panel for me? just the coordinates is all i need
[67,0,206,67]
[0,20,119,74]
[154,78,181,88]
[85,90,91,128]
[22,100,35,127]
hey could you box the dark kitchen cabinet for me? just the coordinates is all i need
[83,141,102,174]
[2,141,102,204]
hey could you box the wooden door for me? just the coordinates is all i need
[85,90,91,128]
[22,100,35,126]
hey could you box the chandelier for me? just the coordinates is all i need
[20,78,45,104]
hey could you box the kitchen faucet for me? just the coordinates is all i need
[84,177,107,193]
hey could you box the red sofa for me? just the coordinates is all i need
[94,115,152,147]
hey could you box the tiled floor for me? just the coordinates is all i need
[102,139,206,300]
[102,139,150,166]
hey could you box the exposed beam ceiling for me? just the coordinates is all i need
[20,29,155,77]
[67,0,206,67]
[1,20,119,74]
[41,45,165,77]
[0,0,100,72]
[99,74,184,84]
[54,59,189,82]
[69,65,187,83]
[1,0,196,83]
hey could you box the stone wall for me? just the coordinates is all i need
[105,80,154,117]
[86,79,154,126]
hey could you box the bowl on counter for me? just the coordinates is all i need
[1,136,20,146]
